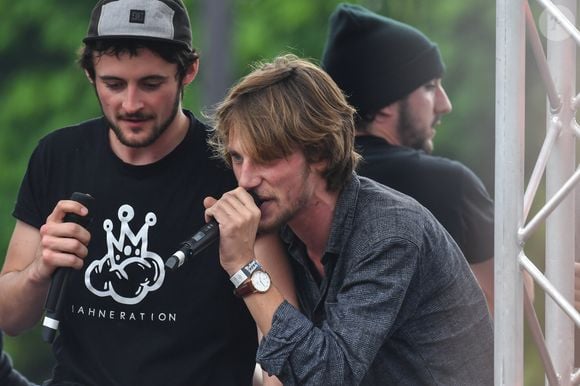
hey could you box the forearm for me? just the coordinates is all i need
[242,286,285,337]
[0,221,52,335]
[257,301,365,385]
[0,267,49,335]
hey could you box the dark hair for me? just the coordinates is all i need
[78,39,198,83]
[354,111,375,133]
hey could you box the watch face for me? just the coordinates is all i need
[251,270,271,292]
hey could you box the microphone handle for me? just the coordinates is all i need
[42,192,94,343]
[42,268,70,343]
[165,191,263,272]
[165,220,219,271]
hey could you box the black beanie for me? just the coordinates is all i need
[321,3,445,118]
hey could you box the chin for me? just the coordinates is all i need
[258,214,284,234]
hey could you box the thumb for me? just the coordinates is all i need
[203,196,217,209]
[203,196,218,223]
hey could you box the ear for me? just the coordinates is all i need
[374,102,399,124]
[369,101,402,145]
[182,59,199,86]
[310,159,328,175]
[84,69,95,84]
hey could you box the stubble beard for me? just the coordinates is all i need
[396,100,435,154]
[103,87,182,148]
[257,165,312,233]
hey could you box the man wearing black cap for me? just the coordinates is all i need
[322,3,495,314]
[0,1,292,385]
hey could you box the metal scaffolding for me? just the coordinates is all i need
[496,0,579,384]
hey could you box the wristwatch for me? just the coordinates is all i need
[230,259,263,288]
[234,270,271,298]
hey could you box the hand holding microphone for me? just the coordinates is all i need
[165,189,262,271]
[42,192,94,343]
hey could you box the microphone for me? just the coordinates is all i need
[42,192,94,344]
[165,191,262,271]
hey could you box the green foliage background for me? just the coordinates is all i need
[0,0,553,384]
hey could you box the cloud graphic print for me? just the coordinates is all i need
[85,204,165,305]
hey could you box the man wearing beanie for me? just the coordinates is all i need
[0,1,293,385]
[322,3,495,314]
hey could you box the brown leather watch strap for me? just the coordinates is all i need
[234,279,256,298]
[234,270,271,298]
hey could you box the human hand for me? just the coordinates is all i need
[203,187,261,276]
[35,199,92,282]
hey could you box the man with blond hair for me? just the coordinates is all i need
[205,54,493,385]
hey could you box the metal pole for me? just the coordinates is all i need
[201,0,233,112]
[525,3,561,112]
[545,1,577,384]
[495,0,526,384]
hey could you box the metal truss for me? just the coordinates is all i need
[496,0,579,384]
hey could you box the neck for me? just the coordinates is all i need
[288,187,338,275]
[110,109,189,165]
[359,121,401,146]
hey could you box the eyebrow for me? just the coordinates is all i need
[98,75,169,82]
[226,147,240,157]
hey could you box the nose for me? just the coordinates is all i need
[122,85,144,113]
[235,159,261,190]
[435,85,453,115]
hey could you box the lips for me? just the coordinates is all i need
[119,116,151,130]
[256,198,272,210]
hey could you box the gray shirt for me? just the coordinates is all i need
[257,175,493,385]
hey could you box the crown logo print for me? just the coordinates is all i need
[85,204,165,305]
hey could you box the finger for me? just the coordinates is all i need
[47,200,89,223]
[41,233,90,260]
[222,188,259,216]
[203,196,217,209]
[236,187,261,209]
[39,236,88,273]
[208,195,239,226]
[219,191,258,226]
[40,222,91,246]
[40,248,86,271]
[203,196,218,223]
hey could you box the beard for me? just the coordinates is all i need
[396,100,438,154]
[103,87,182,148]
[257,164,312,233]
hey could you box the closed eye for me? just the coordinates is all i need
[141,80,164,91]
[229,151,243,164]
[103,81,125,91]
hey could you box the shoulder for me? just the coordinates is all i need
[354,176,439,245]
[184,111,222,160]
[356,136,468,177]
[394,149,473,180]
[37,117,106,150]
[363,143,488,194]
[351,177,467,274]
[183,111,236,187]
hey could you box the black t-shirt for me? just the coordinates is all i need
[355,135,494,264]
[14,111,257,386]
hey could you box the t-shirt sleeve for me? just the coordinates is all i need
[456,166,494,264]
[12,141,50,229]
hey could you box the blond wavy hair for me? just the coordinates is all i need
[209,54,360,192]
